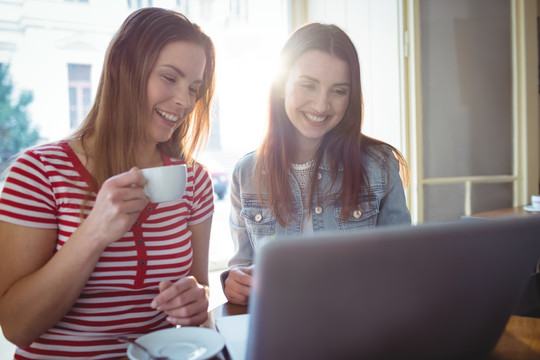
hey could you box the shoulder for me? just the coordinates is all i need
[233,151,257,174]
[167,156,209,177]
[21,141,66,157]
[360,142,404,191]
[363,143,398,168]
[190,161,212,184]
[10,141,69,170]
[167,156,212,189]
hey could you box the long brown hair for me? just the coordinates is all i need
[255,23,408,226]
[71,7,216,189]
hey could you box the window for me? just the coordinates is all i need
[127,0,154,9]
[405,0,532,223]
[67,64,91,129]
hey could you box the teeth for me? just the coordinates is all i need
[304,112,326,123]
[157,109,179,122]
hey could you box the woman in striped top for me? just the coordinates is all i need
[0,8,216,360]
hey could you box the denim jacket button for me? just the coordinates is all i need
[317,172,322,180]
[255,213,262,222]
[353,210,362,218]
[315,206,323,214]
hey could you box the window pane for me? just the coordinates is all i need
[424,184,466,222]
[471,183,513,214]
[69,87,77,107]
[420,0,512,178]
[69,87,78,128]
[83,88,91,107]
[68,64,90,82]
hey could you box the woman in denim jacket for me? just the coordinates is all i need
[223,23,411,305]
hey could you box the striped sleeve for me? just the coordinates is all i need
[187,162,214,225]
[0,148,58,229]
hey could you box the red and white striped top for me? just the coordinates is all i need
[0,141,214,360]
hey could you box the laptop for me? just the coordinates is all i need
[216,216,540,360]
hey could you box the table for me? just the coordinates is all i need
[469,206,539,219]
[200,303,247,360]
[206,302,540,360]
[470,206,540,316]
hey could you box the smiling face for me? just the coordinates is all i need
[146,40,206,144]
[283,50,350,154]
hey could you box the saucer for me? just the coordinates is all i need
[523,205,540,212]
[126,327,225,360]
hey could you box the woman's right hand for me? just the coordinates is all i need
[82,167,149,248]
[224,265,255,305]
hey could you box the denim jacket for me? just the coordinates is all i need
[227,145,411,268]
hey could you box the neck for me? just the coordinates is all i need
[293,139,320,164]
[139,142,163,169]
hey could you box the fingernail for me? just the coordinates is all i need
[150,300,158,309]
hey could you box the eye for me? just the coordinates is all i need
[162,74,176,83]
[300,82,316,90]
[189,86,201,96]
[330,87,349,96]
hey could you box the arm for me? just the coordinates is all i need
[223,157,256,305]
[227,158,255,268]
[188,216,212,288]
[0,169,149,347]
[377,153,411,226]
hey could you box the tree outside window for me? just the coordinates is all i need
[0,63,40,176]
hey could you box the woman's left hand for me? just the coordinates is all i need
[150,277,209,326]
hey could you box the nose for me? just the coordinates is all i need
[173,86,192,108]
[311,90,330,113]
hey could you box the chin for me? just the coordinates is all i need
[152,130,176,143]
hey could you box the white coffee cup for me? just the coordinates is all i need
[140,164,187,203]
[531,195,540,210]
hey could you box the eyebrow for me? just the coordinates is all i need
[162,65,203,84]
[299,75,350,87]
